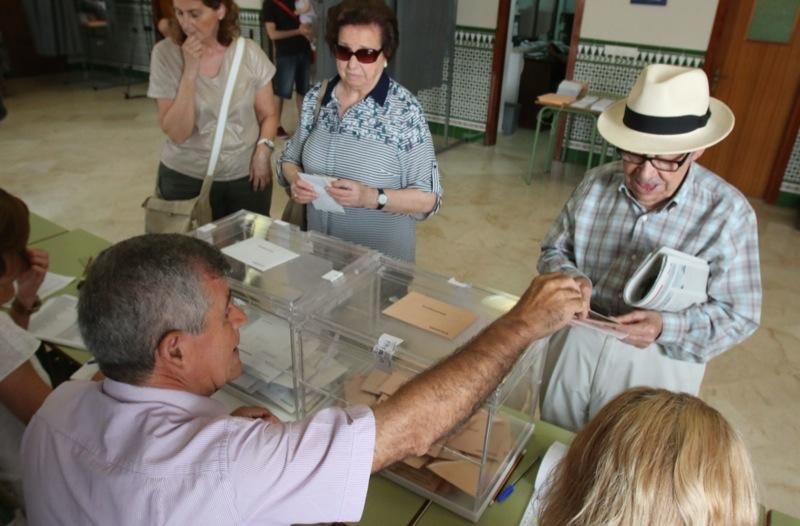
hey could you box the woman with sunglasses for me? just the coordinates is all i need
[0,189,52,513]
[148,0,279,221]
[278,0,442,263]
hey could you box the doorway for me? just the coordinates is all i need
[702,0,800,200]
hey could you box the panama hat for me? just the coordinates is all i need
[597,65,734,155]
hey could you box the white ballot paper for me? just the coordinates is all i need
[28,295,85,349]
[222,237,299,272]
[2,271,75,308]
[299,172,346,214]
[623,247,709,312]
[570,310,627,340]
[39,272,76,299]
[519,441,568,526]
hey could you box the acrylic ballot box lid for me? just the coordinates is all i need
[192,210,378,320]
[290,256,547,521]
[306,255,532,406]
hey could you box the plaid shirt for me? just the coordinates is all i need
[538,161,762,363]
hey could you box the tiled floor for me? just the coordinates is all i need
[1,76,798,517]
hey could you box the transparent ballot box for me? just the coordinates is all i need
[292,257,547,521]
[192,210,377,419]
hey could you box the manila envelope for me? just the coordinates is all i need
[382,291,478,340]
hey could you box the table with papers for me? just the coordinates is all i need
[525,92,621,184]
[29,229,112,364]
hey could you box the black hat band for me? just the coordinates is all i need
[623,105,711,135]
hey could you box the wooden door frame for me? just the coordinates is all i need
[765,84,800,202]
[553,0,584,159]
[703,0,800,203]
[485,0,512,146]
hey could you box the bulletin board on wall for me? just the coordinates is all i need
[747,0,800,44]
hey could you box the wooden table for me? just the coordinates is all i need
[525,94,620,184]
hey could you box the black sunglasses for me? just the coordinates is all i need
[333,44,383,64]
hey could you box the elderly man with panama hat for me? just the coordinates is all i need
[537,65,762,432]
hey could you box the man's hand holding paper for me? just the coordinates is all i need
[611,310,663,348]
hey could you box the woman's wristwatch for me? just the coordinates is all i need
[376,188,388,210]
[11,295,42,316]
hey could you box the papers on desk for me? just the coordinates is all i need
[222,237,299,272]
[299,172,346,214]
[28,295,85,350]
[38,272,76,299]
[589,98,615,112]
[569,95,598,110]
[556,80,587,98]
[519,441,568,526]
[2,272,75,308]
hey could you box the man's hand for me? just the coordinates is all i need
[575,276,592,319]
[15,248,49,308]
[611,310,663,348]
[231,406,281,424]
[249,146,273,191]
[327,179,374,208]
[505,273,585,340]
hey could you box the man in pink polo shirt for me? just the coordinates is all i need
[21,234,583,525]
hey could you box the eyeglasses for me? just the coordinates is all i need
[333,43,383,64]
[617,149,692,172]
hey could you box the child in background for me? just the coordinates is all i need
[294,0,316,51]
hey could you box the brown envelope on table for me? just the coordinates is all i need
[382,291,478,340]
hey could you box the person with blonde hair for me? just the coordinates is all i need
[538,387,759,526]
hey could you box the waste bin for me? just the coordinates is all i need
[501,102,520,135]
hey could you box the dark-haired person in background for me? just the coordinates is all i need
[261,0,314,137]
[278,0,442,263]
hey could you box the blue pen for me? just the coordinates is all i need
[495,455,542,503]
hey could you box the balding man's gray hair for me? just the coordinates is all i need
[78,234,230,385]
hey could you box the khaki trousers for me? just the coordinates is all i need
[540,325,706,432]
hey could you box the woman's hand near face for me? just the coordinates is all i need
[328,179,376,209]
[15,248,48,306]
[290,177,319,204]
[181,35,204,79]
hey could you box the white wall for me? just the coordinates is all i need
[457,0,499,28]
[581,0,719,51]
[237,0,261,10]
[238,0,501,29]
